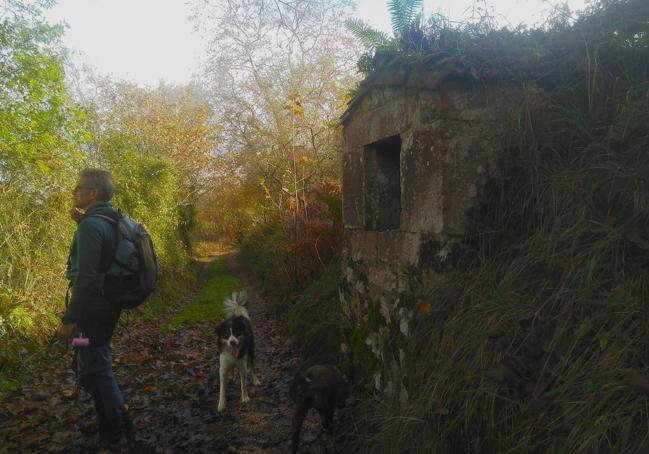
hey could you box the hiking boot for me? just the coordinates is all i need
[76,418,98,436]
[104,436,128,453]
[121,409,136,444]
[98,410,136,451]
[99,415,123,445]
[74,432,124,452]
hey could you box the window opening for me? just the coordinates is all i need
[364,135,401,230]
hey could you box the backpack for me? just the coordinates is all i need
[91,212,159,310]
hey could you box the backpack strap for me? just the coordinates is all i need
[90,214,118,224]
[88,213,136,273]
[66,212,118,277]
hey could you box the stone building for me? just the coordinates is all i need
[339,59,523,392]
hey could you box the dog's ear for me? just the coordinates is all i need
[215,322,228,353]
[289,376,312,403]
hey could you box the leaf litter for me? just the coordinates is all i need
[0,256,330,453]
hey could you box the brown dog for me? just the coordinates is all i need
[289,365,350,453]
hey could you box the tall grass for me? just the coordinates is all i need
[342,0,649,452]
[0,177,76,384]
[285,256,343,368]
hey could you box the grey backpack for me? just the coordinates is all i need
[92,212,159,310]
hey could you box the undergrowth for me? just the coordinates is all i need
[284,256,343,370]
[238,185,343,370]
[340,0,649,452]
[0,263,195,393]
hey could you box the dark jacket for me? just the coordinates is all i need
[63,202,120,345]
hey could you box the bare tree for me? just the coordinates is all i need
[193,0,360,225]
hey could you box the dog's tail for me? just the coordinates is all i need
[224,291,250,319]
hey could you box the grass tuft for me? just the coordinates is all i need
[162,257,240,332]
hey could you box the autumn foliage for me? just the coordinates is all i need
[0,2,222,385]
[193,0,359,301]
[239,182,343,300]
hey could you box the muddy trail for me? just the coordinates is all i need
[0,253,331,453]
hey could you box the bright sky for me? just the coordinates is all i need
[43,0,589,88]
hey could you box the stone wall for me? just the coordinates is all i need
[339,73,522,397]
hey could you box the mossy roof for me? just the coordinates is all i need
[340,52,500,124]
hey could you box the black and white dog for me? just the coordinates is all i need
[216,291,261,411]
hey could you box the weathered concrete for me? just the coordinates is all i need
[343,98,411,150]
[349,229,379,262]
[367,263,398,292]
[342,79,520,266]
[375,231,420,267]
[339,64,524,394]
[342,146,364,229]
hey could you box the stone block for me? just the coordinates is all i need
[440,120,502,235]
[400,131,445,234]
[437,82,522,122]
[407,63,458,91]
[376,231,421,267]
[349,229,379,262]
[344,97,413,149]
[367,90,385,111]
[378,67,410,86]
[367,264,397,292]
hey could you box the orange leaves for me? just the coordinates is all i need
[415,299,432,315]
[119,348,152,366]
[284,91,304,118]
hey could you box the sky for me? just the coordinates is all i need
[43,0,590,88]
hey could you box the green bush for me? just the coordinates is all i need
[0,7,206,385]
[0,2,86,381]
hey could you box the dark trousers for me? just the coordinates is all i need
[74,344,125,440]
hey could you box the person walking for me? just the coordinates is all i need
[58,168,134,449]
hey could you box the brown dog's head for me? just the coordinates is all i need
[290,365,350,409]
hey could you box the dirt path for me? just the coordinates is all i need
[0,252,328,453]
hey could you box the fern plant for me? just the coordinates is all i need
[346,0,425,72]
[388,0,424,37]
[345,18,392,50]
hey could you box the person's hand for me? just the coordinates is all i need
[57,323,76,342]
[70,207,85,222]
